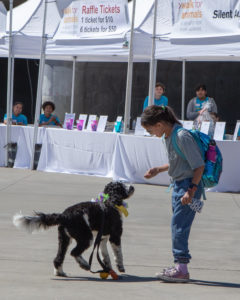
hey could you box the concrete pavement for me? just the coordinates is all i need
[0,168,239,300]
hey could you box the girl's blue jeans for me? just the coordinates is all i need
[171,178,203,264]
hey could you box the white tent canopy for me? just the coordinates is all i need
[0,0,62,58]
[46,0,133,62]
[0,1,7,55]
[154,0,240,61]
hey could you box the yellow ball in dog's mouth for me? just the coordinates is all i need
[100,272,109,279]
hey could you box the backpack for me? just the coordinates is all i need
[172,126,223,189]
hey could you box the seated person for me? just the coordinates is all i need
[187,84,217,120]
[39,101,62,127]
[4,101,28,125]
[237,126,240,141]
[143,82,168,111]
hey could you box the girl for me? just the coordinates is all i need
[4,102,28,125]
[141,105,205,283]
[143,82,168,111]
[39,101,62,127]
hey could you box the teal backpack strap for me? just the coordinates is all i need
[171,126,186,160]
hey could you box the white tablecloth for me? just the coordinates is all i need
[112,135,240,193]
[38,129,117,177]
[0,125,239,193]
[0,125,45,168]
[112,134,170,186]
[209,141,240,193]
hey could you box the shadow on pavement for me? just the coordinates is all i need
[190,279,240,288]
[53,275,240,287]
[52,274,158,283]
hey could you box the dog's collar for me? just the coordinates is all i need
[115,202,129,217]
[92,193,129,217]
[94,193,109,203]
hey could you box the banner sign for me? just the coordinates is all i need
[171,0,240,42]
[55,0,130,40]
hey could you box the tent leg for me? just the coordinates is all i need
[70,56,77,114]
[148,0,158,106]
[5,0,14,167]
[123,0,136,134]
[30,0,48,170]
[181,60,186,120]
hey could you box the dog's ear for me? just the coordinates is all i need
[127,186,135,198]
[103,182,134,203]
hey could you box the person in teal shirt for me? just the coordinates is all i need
[4,102,28,125]
[143,82,168,111]
[237,127,240,141]
[39,101,62,127]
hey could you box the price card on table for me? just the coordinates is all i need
[97,115,108,132]
[63,113,75,129]
[113,116,123,133]
[78,114,88,130]
[134,117,145,136]
[200,122,210,135]
[213,122,226,141]
[86,115,97,131]
[233,122,240,141]
[183,121,193,130]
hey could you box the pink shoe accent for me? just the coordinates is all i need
[176,263,188,275]
[157,267,190,283]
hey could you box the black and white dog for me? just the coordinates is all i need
[13,181,134,277]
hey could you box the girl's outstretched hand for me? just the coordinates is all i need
[144,167,159,179]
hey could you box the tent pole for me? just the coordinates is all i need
[5,0,14,167]
[123,0,136,134]
[148,0,158,106]
[181,60,186,120]
[70,56,77,114]
[30,0,48,170]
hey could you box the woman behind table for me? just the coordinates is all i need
[187,84,217,120]
[141,105,205,283]
[4,102,28,125]
[39,101,62,127]
[143,82,168,111]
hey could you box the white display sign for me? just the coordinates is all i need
[97,115,108,132]
[86,115,97,131]
[183,120,193,130]
[134,117,145,136]
[79,114,88,129]
[213,122,226,140]
[113,116,122,133]
[171,0,240,42]
[63,113,75,129]
[200,121,210,135]
[55,0,130,40]
[233,121,240,141]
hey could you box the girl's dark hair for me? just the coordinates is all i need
[13,101,23,107]
[141,105,181,127]
[155,82,166,92]
[42,101,55,111]
[195,84,207,92]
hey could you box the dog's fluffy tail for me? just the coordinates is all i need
[13,212,62,234]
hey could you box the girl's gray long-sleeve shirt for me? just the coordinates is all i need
[186,97,218,120]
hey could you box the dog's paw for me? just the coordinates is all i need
[54,268,67,277]
[117,265,125,273]
[76,256,90,271]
